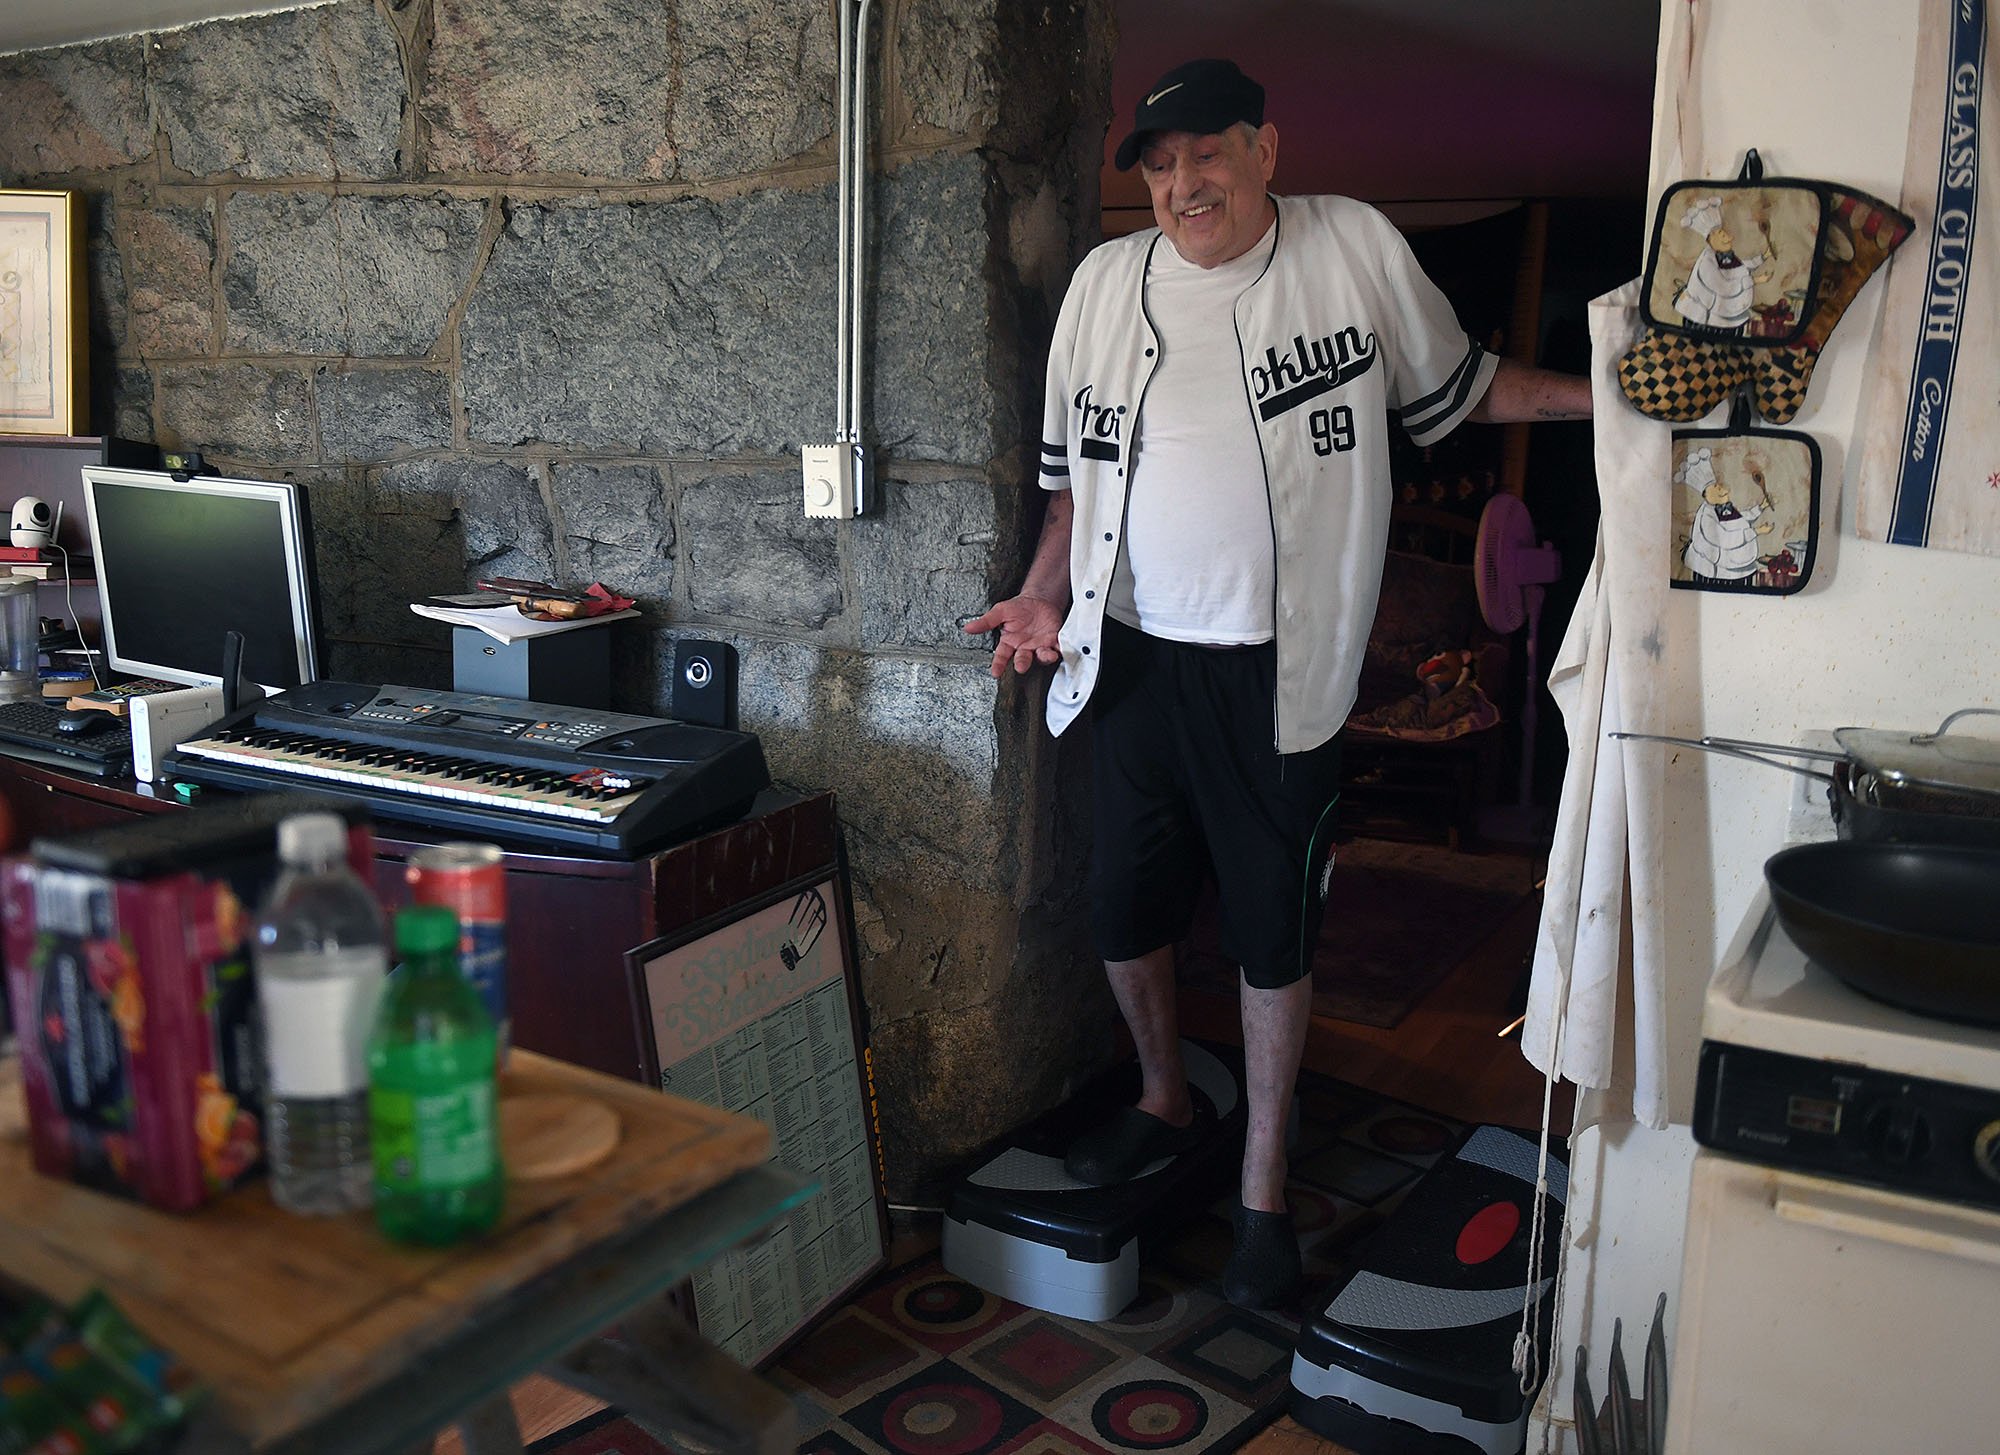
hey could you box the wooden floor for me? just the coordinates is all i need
[433,1377,604,1454]
[1181,865,1572,1135]
[471,843,1569,1455]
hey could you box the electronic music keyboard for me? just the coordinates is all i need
[162,681,770,857]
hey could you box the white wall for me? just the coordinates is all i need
[1537,0,2000,1446]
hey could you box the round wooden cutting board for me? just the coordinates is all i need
[500,1091,622,1179]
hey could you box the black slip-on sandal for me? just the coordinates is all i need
[1223,1203,1302,1310]
[1061,1104,1207,1185]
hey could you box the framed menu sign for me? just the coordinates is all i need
[627,870,887,1367]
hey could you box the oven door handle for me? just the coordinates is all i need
[1772,1171,2000,1266]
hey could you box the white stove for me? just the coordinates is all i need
[1708,886,2000,1079]
[1693,888,2000,1209]
[1665,890,2000,1455]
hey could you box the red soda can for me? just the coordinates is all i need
[405,842,510,1063]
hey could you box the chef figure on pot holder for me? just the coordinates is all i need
[1618,149,1915,425]
[1671,397,1821,596]
[1670,194,1772,333]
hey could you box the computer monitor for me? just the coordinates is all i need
[79,465,323,696]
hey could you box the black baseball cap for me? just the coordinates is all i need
[1113,59,1266,171]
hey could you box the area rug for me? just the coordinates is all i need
[1182,837,1539,1029]
[529,1075,1469,1455]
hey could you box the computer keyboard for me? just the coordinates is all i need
[0,699,134,778]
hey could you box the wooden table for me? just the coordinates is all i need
[0,1051,812,1455]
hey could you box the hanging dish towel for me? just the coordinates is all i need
[1856,0,2000,556]
[1523,280,1673,1131]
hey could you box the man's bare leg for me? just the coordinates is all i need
[1106,946,1192,1126]
[1064,946,1199,1185]
[1220,971,1312,1308]
[1239,974,1312,1211]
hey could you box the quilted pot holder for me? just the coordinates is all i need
[1642,150,1828,343]
[1671,397,1821,595]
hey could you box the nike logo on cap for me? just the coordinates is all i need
[1146,82,1184,106]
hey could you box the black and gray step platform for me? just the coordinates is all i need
[941,1038,1246,1321]
[1290,1123,1569,1455]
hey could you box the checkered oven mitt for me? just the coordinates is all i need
[1617,329,1751,421]
[1619,157,1913,424]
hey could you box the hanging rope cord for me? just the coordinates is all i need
[1510,940,1573,1405]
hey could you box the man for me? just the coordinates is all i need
[965,58,1591,1309]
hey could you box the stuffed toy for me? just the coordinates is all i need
[1351,649,1498,739]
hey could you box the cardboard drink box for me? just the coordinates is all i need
[1,795,374,1211]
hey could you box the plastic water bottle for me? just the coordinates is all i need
[254,811,388,1215]
[368,904,504,1245]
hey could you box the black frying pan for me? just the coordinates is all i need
[1766,841,2000,1025]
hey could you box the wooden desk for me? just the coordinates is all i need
[0,1050,811,1455]
[0,756,841,1084]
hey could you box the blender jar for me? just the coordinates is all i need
[0,578,41,702]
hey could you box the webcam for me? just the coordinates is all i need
[10,497,55,549]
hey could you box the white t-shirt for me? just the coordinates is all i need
[1107,220,1278,644]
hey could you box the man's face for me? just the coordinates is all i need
[1139,124,1279,269]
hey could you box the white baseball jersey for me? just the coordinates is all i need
[1037,193,1496,752]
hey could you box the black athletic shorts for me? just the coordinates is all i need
[1088,616,1343,990]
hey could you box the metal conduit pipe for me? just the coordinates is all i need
[805,0,870,517]
[847,0,873,452]
[834,0,854,445]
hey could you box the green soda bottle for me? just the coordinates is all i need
[367,904,504,1244]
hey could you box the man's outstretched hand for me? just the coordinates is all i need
[964,594,1064,680]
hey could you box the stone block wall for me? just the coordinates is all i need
[0,0,1118,1195]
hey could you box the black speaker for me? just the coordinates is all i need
[673,638,737,728]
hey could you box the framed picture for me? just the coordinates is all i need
[626,868,888,1369]
[0,190,87,437]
